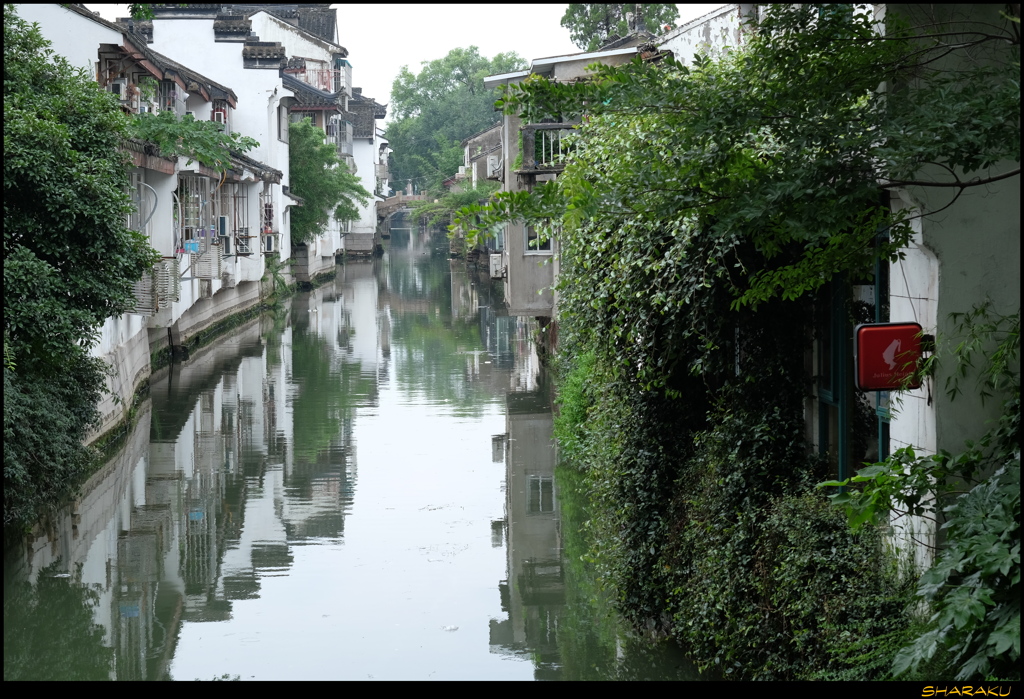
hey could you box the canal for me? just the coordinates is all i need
[4,224,698,680]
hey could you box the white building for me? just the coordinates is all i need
[18,4,287,441]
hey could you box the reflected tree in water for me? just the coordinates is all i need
[388,254,496,415]
[3,562,114,681]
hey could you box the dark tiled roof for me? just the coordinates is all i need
[213,15,252,36]
[123,137,171,159]
[282,73,344,108]
[348,103,375,139]
[296,5,336,44]
[229,148,283,183]
[348,92,387,138]
[242,42,286,59]
[596,31,656,51]
[350,90,386,116]
[150,4,219,11]
[144,46,239,105]
[220,3,346,53]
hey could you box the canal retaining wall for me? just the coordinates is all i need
[87,322,152,447]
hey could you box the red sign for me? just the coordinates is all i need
[854,322,923,391]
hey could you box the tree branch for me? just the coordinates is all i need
[881,167,1020,189]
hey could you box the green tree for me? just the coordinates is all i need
[457,3,1019,680]
[4,5,162,527]
[288,117,370,245]
[133,110,258,172]
[561,4,680,51]
[411,181,499,227]
[386,47,525,193]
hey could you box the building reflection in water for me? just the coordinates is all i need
[4,224,699,680]
[5,260,379,679]
[489,383,563,680]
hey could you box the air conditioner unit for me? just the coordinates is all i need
[486,155,502,180]
[130,274,156,316]
[489,253,505,279]
[108,78,128,100]
[263,234,277,254]
[217,216,232,256]
[155,258,180,306]
[191,245,223,279]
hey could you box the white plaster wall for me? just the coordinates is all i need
[351,137,380,235]
[250,12,337,62]
[887,204,938,458]
[550,52,635,81]
[184,94,213,122]
[150,17,293,271]
[248,11,344,259]
[658,5,744,65]
[17,4,121,77]
[142,169,179,259]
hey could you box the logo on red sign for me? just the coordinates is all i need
[854,322,923,391]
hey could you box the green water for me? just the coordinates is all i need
[4,225,698,680]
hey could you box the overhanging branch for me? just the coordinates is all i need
[881,167,1020,189]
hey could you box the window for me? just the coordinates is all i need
[527,476,554,513]
[525,224,552,253]
[211,99,229,131]
[816,235,892,482]
[177,175,212,253]
[278,105,289,143]
[126,171,152,238]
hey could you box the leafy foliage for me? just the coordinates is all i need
[288,118,370,245]
[561,4,680,51]
[411,181,499,229]
[824,307,1020,680]
[895,459,1020,680]
[4,5,161,526]
[385,47,525,192]
[460,5,1019,324]
[460,3,1019,679]
[132,110,259,172]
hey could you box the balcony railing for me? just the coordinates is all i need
[327,119,353,151]
[517,123,575,173]
[299,65,352,95]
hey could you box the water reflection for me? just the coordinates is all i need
[5,222,697,680]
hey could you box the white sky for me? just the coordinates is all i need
[86,4,725,121]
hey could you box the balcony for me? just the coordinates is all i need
[297,60,352,95]
[516,123,575,174]
[327,118,353,157]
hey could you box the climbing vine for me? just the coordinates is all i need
[463,4,1018,680]
[823,306,1020,680]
